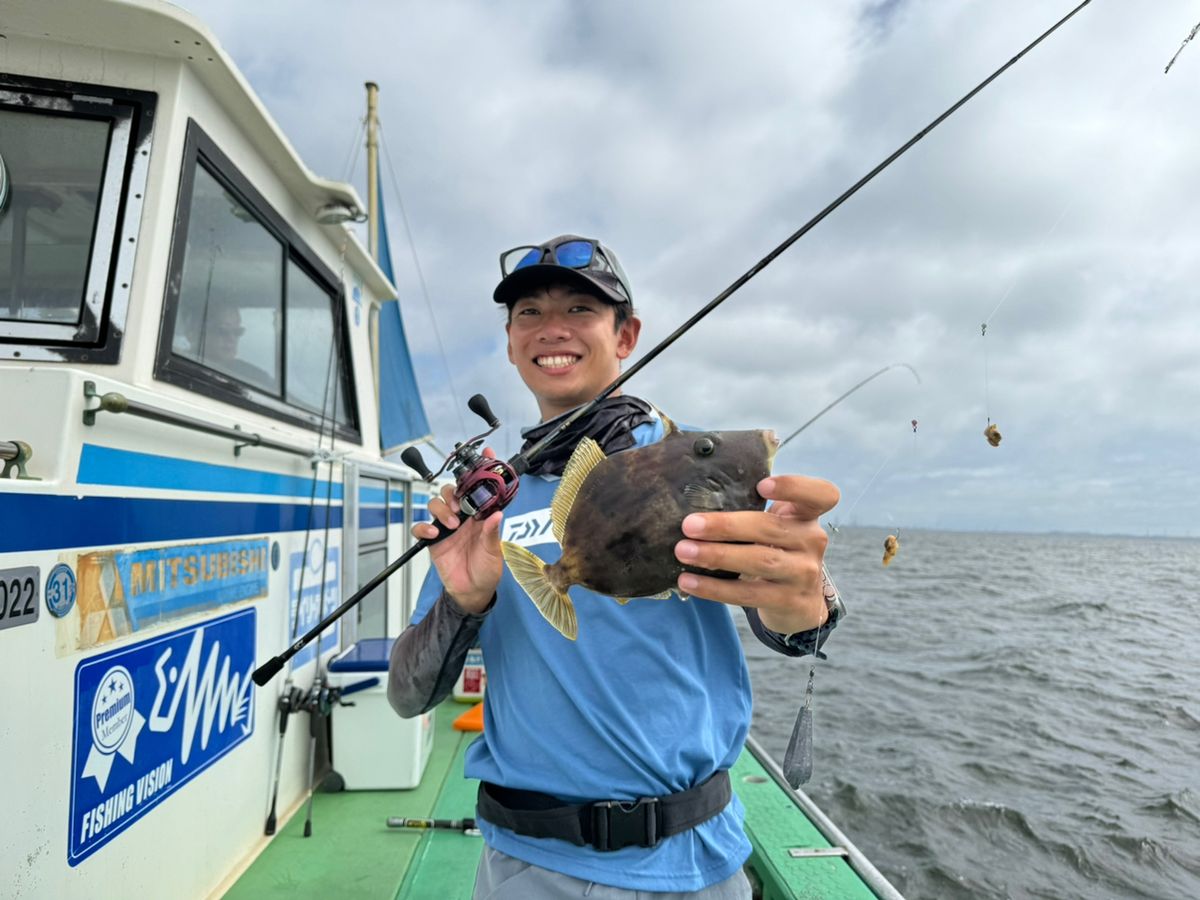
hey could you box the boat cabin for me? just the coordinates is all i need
[1,1,434,895]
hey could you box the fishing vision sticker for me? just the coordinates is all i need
[73,538,269,651]
[287,540,340,670]
[68,608,256,866]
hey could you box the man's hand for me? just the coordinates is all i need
[673,475,839,634]
[413,450,504,614]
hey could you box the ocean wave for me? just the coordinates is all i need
[749,528,1200,900]
[1141,790,1200,824]
[949,798,1040,843]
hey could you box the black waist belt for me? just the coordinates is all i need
[476,770,731,852]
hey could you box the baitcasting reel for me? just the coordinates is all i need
[401,394,521,522]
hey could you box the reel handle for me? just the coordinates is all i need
[467,393,500,428]
[400,446,435,481]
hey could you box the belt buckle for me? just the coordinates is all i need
[590,797,660,852]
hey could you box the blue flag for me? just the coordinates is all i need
[375,158,432,451]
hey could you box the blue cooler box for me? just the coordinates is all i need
[325,638,434,790]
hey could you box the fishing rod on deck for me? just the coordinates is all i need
[251,0,1093,687]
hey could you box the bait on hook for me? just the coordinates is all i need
[882,533,900,566]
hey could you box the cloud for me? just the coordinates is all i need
[176,0,1200,535]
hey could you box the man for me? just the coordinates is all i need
[389,235,841,899]
[203,305,276,391]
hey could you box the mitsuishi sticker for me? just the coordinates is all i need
[68,608,256,866]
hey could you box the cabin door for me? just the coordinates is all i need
[343,463,416,642]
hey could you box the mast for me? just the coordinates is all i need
[365,81,380,260]
[365,81,382,413]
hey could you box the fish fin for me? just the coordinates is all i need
[646,590,674,600]
[613,596,632,605]
[550,437,606,545]
[659,410,679,435]
[501,541,578,640]
[683,483,724,511]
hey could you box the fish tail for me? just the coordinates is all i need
[501,541,578,640]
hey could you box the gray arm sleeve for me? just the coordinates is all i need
[387,590,494,718]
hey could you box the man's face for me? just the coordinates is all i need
[207,307,244,363]
[506,285,641,420]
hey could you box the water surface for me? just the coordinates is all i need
[743,528,1200,900]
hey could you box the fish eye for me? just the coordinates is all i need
[693,437,715,457]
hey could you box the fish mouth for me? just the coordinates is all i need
[534,353,582,371]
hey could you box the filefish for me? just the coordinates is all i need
[984,423,1002,447]
[882,533,899,566]
[501,424,778,640]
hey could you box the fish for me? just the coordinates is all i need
[500,424,779,639]
[984,423,1002,447]
[882,533,899,566]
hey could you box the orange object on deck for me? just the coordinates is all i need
[453,701,484,732]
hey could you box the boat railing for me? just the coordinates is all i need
[0,439,37,479]
[744,733,907,900]
[81,380,318,461]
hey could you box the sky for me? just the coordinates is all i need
[172,0,1200,537]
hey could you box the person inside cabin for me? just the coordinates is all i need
[389,235,843,900]
[201,304,275,391]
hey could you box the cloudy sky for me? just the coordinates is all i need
[175,0,1200,536]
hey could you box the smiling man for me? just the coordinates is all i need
[389,235,843,899]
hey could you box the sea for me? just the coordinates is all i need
[740,527,1200,900]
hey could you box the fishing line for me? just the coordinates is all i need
[975,51,1164,440]
[833,443,904,530]
[378,123,468,438]
[778,363,921,450]
[788,415,913,783]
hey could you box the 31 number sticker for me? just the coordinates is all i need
[0,566,40,631]
[46,564,76,618]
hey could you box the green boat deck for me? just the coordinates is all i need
[224,702,893,899]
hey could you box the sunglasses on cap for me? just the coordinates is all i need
[498,238,632,303]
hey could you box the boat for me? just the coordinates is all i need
[0,2,904,897]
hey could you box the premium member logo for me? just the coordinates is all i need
[69,608,255,866]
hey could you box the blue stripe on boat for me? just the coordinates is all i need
[359,507,388,529]
[0,494,344,553]
[77,444,346,500]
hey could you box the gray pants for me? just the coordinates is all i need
[472,846,752,899]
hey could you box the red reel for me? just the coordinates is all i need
[455,456,521,518]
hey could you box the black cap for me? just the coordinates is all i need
[493,235,633,307]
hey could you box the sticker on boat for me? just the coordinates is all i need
[68,607,256,866]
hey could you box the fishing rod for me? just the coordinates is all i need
[252,0,1092,687]
[386,816,479,833]
[778,363,921,450]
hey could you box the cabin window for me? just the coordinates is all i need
[0,77,154,361]
[0,111,107,324]
[156,122,359,440]
[172,166,284,394]
[286,259,349,420]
